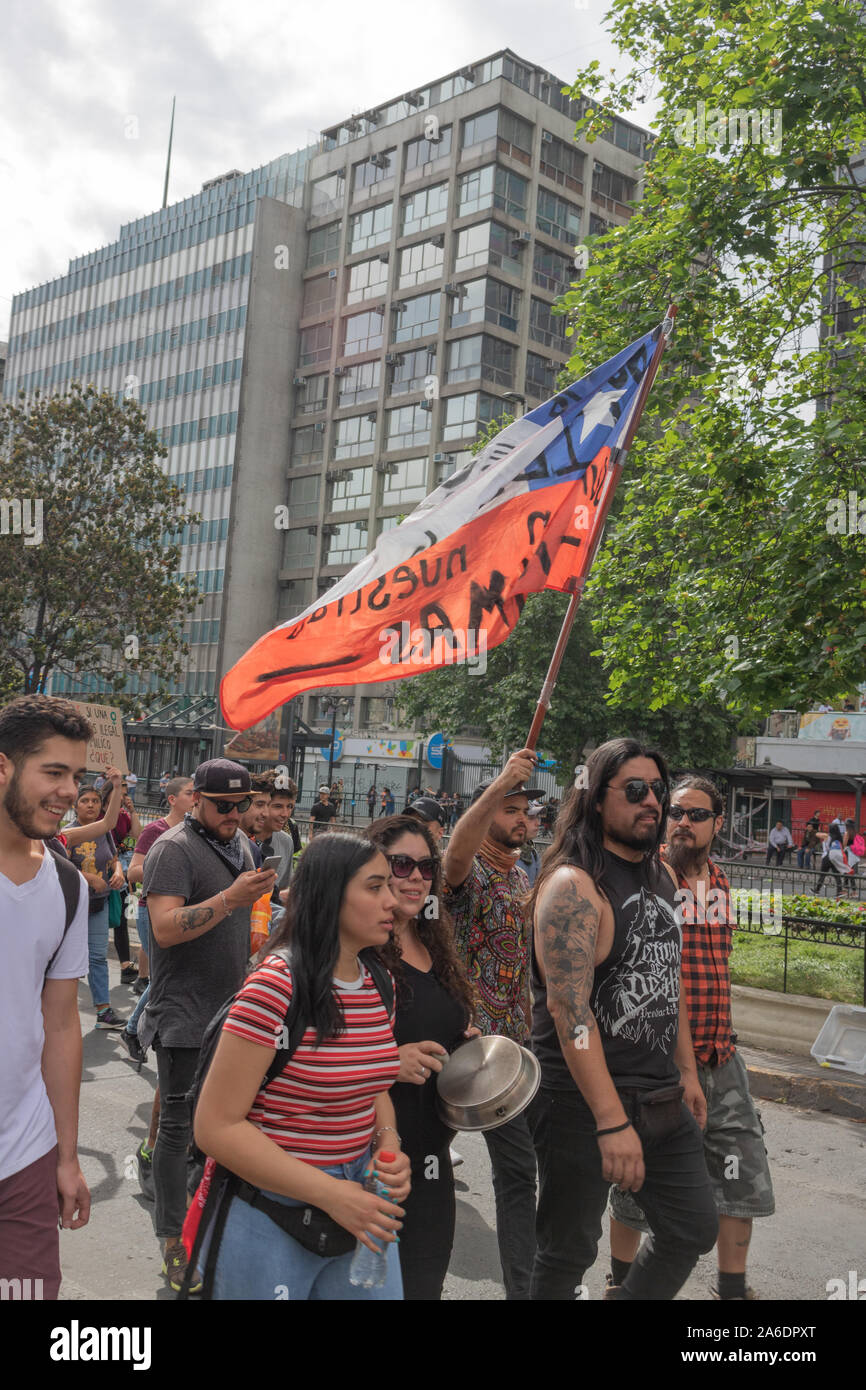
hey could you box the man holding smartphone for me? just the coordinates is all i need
[140,759,276,1292]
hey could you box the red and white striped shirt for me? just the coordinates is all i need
[223,953,400,1167]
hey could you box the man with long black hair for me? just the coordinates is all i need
[528,738,718,1300]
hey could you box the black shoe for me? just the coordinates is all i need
[132,977,149,996]
[120,964,138,984]
[120,1028,147,1068]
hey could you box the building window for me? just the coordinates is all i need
[333,413,377,459]
[449,277,486,328]
[457,165,528,221]
[525,351,557,401]
[279,580,312,618]
[446,335,515,388]
[327,465,372,512]
[348,202,393,253]
[298,321,332,366]
[310,172,346,218]
[536,188,582,245]
[361,695,395,726]
[393,290,440,343]
[446,335,482,384]
[346,256,389,304]
[532,244,574,296]
[539,133,584,192]
[441,391,500,441]
[461,108,532,162]
[384,404,432,451]
[400,183,449,236]
[352,149,397,192]
[455,221,523,277]
[290,424,325,465]
[286,474,320,520]
[381,455,429,505]
[342,309,385,357]
[529,297,568,350]
[404,125,452,172]
[589,213,610,236]
[461,108,498,152]
[389,345,436,396]
[591,161,636,206]
[397,239,444,289]
[483,278,521,331]
[284,527,317,568]
[337,359,380,407]
[323,521,368,566]
[295,372,328,415]
[306,222,341,267]
[302,273,337,318]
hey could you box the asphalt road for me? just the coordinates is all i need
[57,967,865,1305]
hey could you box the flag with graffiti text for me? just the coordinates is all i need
[221,328,658,730]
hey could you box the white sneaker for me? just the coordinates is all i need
[449,1146,464,1168]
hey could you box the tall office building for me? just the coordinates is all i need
[4,49,648,738]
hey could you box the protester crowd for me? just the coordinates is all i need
[3,692,862,1302]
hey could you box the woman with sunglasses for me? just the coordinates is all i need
[192,832,411,1300]
[365,815,477,1300]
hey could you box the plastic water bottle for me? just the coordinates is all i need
[348,1152,395,1289]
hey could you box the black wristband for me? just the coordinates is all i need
[596,1120,632,1137]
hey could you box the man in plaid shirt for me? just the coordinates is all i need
[608,776,774,1300]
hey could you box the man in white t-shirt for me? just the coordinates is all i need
[0,694,94,1300]
[125,771,138,803]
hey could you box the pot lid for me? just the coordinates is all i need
[437,1035,524,1106]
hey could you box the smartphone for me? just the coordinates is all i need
[262,855,282,873]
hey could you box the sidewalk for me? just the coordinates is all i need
[741,1044,866,1122]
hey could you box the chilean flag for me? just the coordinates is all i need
[221,329,657,731]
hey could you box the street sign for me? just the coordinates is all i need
[426,732,448,769]
[321,733,343,762]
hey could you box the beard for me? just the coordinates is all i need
[488,820,525,848]
[3,768,53,839]
[665,832,708,876]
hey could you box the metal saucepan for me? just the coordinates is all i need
[435,1034,541,1132]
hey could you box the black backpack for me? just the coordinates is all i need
[180,945,394,1298]
[45,843,85,977]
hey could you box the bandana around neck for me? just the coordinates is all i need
[184,811,246,872]
[479,836,521,876]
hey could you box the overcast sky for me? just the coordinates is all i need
[0,0,654,341]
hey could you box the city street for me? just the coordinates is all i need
[58,966,866,1305]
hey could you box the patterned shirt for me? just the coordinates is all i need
[445,854,531,1044]
[668,854,736,1067]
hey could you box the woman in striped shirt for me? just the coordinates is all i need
[194,833,411,1299]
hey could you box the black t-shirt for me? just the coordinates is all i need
[309,801,337,831]
[391,961,468,1166]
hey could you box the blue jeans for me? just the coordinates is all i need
[209,1150,403,1300]
[86,900,110,1008]
[126,903,151,1036]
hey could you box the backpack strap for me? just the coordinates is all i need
[360,948,395,1020]
[45,845,84,977]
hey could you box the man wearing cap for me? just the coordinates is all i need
[309,784,338,837]
[519,801,546,887]
[139,758,276,1291]
[442,747,542,1300]
[404,795,446,846]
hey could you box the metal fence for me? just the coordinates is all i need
[732,905,866,1006]
[716,858,865,902]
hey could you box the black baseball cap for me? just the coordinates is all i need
[406,796,446,826]
[470,777,544,804]
[193,759,251,795]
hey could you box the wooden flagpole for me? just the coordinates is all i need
[525,304,678,753]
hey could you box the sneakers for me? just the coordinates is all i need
[711,1283,760,1300]
[137,1142,155,1202]
[120,1028,147,1066]
[132,976,150,996]
[449,1147,464,1168]
[120,964,138,984]
[162,1244,202,1294]
[95,1007,127,1029]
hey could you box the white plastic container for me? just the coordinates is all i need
[810,1004,866,1075]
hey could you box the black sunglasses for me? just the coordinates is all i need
[669,805,715,823]
[200,794,253,814]
[606,778,668,804]
[387,853,436,881]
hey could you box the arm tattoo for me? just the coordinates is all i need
[176,905,215,934]
[537,875,600,1050]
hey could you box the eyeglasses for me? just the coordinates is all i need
[668,805,715,823]
[606,779,668,804]
[387,853,436,881]
[200,794,253,814]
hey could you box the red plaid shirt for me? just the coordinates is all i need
[667,855,736,1067]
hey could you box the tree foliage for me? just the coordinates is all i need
[0,383,200,713]
[557,0,866,717]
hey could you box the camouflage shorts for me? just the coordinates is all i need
[610,1050,775,1229]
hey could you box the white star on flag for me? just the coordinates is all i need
[576,386,628,443]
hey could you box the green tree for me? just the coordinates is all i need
[0,383,200,712]
[557,0,866,718]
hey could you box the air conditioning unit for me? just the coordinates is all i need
[513,231,532,244]
[306,525,318,536]
[460,67,476,83]
[433,452,454,463]
[374,304,386,315]
[328,269,338,280]
[405,91,423,107]
[313,422,325,432]
[542,130,554,144]
[385,353,401,365]
[419,400,433,412]
[376,251,390,263]
[376,461,399,474]
[325,470,340,483]
[354,519,369,531]
[365,411,378,423]
[444,283,462,296]
[333,366,350,377]
[393,301,408,312]
[321,524,338,537]
[292,375,305,386]
[430,233,445,248]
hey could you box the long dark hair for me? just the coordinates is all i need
[365,815,475,1026]
[267,832,384,1044]
[529,738,670,915]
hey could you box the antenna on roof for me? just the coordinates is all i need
[162,96,176,210]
